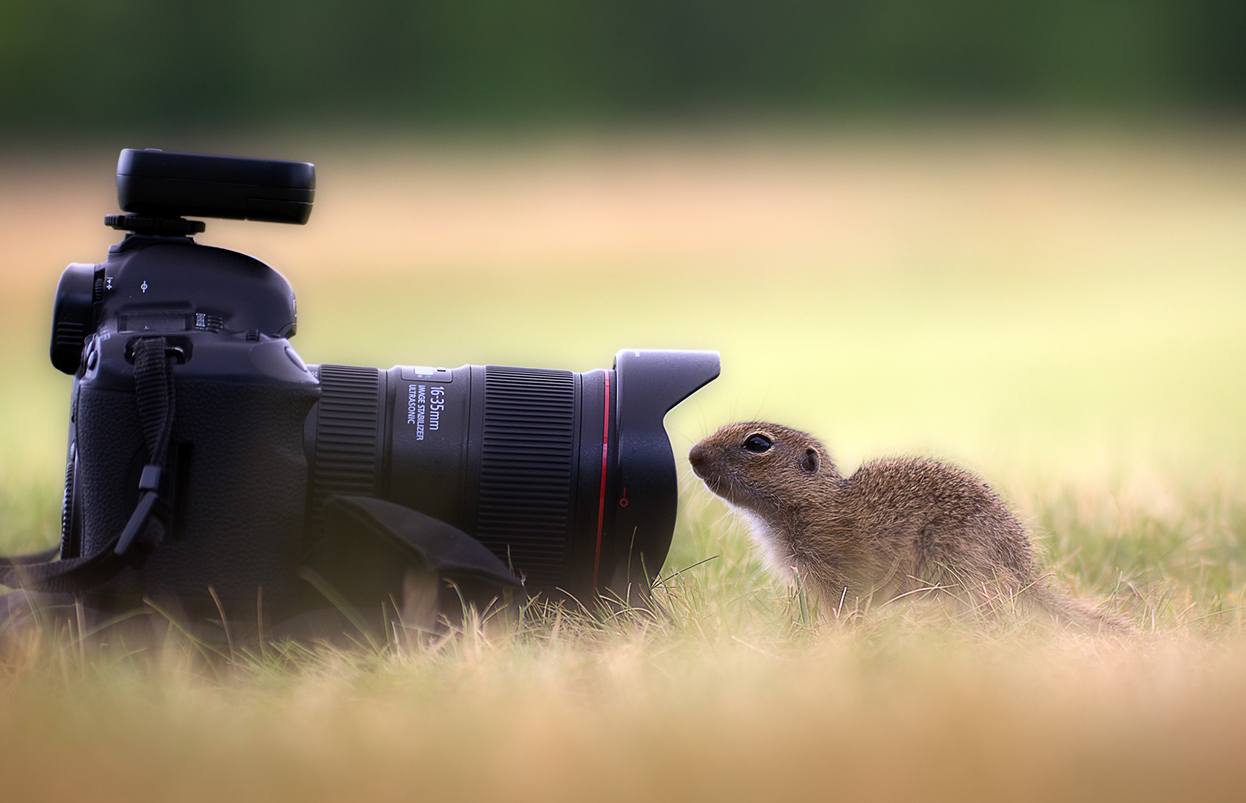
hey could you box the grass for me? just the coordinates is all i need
[2,125,1246,800]
[3,489,1246,802]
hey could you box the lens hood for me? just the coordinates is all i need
[605,349,720,598]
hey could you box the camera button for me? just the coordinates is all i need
[285,346,310,373]
[400,365,452,383]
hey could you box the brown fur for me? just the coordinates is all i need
[689,422,1130,632]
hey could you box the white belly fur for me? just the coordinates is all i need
[737,509,798,588]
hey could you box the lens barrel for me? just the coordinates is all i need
[307,350,719,599]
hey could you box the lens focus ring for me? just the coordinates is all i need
[477,366,576,586]
[311,365,383,543]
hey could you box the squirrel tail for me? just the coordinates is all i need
[1025,582,1136,635]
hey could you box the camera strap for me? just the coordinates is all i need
[313,494,522,603]
[0,337,177,593]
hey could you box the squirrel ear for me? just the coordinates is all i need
[800,448,819,473]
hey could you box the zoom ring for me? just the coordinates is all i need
[311,364,382,543]
[478,366,576,586]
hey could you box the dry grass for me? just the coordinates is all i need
[2,125,1246,800]
[2,487,1246,803]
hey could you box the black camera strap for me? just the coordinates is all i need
[0,337,177,593]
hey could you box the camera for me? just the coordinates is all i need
[2,149,719,624]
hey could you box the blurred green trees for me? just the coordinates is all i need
[1,0,1242,134]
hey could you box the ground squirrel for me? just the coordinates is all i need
[688,421,1129,632]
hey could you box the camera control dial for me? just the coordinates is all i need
[50,262,103,374]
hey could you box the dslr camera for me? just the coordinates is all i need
[0,149,718,627]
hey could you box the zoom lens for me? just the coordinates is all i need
[307,350,719,599]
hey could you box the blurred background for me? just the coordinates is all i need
[1,0,1244,133]
[1,0,1245,552]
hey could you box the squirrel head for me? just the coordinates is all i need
[688,421,839,518]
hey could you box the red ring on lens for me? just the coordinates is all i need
[592,371,610,590]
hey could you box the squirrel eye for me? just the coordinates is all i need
[742,433,773,453]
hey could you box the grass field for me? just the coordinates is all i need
[2,125,1246,800]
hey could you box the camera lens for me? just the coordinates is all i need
[306,350,719,599]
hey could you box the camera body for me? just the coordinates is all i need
[41,150,719,620]
[60,234,317,614]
